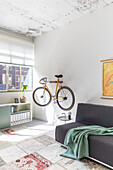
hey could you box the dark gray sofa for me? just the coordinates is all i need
[55,103,113,169]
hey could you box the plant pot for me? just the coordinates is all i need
[20,96,26,103]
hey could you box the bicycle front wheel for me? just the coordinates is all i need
[33,87,52,106]
[56,86,75,111]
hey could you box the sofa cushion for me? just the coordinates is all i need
[89,135,113,167]
[76,103,113,127]
[55,122,85,144]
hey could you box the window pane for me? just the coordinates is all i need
[8,66,20,90]
[0,64,6,90]
[21,67,33,90]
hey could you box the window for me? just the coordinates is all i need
[21,67,33,90]
[8,74,12,87]
[0,63,33,92]
[8,66,20,90]
[0,64,6,91]
[9,66,12,71]
[2,65,6,70]
[0,32,34,92]
[2,74,6,85]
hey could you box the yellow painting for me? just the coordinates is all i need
[104,62,113,96]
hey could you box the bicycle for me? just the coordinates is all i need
[32,74,75,111]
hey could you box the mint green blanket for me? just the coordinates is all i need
[60,125,113,160]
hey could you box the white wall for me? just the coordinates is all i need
[34,4,113,122]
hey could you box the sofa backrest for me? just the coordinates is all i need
[76,103,113,127]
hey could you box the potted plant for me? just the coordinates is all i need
[20,85,28,103]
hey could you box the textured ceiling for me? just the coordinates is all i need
[0,0,113,37]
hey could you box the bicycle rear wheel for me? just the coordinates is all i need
[33,87,52,106]
[56,86,75,111]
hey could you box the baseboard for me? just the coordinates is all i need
[56,141,113,169]
[88,156,113,170]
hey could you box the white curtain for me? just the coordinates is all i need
[0,32,34,66]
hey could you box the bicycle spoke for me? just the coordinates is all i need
[33,87,51,106]
[57,86,75,110]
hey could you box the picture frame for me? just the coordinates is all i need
[101,59,113,99]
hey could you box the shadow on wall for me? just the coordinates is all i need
[33,68,54,122]
[33,68,76,123]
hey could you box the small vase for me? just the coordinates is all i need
[20,96,26,103]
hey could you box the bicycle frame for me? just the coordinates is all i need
[33,76,75,110]
[43,80,64,101]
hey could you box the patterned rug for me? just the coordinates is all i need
[1,129,16,136]
[0,130,110,170]
[15,153,52,170]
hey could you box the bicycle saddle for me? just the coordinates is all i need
[55,74,63,78]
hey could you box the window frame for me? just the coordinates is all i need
[21,66,33,91]
[0,63,33,92]
[0,64,7,92]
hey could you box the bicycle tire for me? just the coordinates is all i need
[56,86,75,111]
[33,87,52,106]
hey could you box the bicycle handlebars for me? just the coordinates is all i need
[39,77,63,84]
[39,77,47,84]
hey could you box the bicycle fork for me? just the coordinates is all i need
[40,86,46,98]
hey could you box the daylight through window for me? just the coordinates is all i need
[0,64,6,90]
[0,63,33,92]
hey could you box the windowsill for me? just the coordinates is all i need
[0,90,33,93]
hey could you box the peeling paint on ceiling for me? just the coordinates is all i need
[0,0,113,37]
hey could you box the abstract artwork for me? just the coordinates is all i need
[102,60,113,97]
